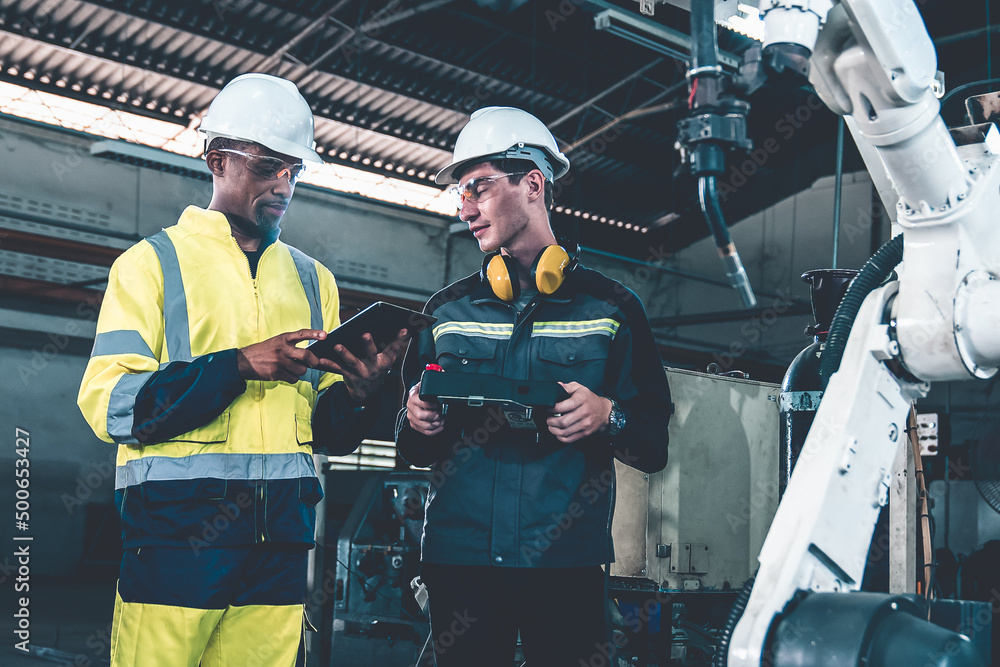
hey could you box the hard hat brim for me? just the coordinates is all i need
[263,136,324,165]
[435,152,570,185]
[435,156,483,185]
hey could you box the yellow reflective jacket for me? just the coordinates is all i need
[78,206,342,547]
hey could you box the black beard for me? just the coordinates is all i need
[227,212,278,242]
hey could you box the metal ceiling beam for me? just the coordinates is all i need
[251,0,578,114]
[448,7,668,85]
[252,0,353,74]
[76,0,293,53]
[312,33,579,116]
[548,58,665,129]
[297,0,456,81]
[562,79,687,153]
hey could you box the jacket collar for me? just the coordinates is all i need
[177,206,238,237]
[177,206,280,252]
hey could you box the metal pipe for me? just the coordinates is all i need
[548,59,664,129]
[699,176,757,307]
[690,0,719,74]
[562,94,683,153]
[832,116,844,268]
[649,303,811,328]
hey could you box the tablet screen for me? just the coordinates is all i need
[308,302,435,360]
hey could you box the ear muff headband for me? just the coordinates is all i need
[482,252,519,302]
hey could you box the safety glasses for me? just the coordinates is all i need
[216,148,307,184]
[448,172,528,211]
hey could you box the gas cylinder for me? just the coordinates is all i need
[780,269,858,497]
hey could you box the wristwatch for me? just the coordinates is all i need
[606,399,626,437]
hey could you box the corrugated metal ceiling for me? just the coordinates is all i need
[0,0,989,255]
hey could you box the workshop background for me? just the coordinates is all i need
[0,0,997,665]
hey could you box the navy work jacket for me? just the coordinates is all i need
[395,266,671,567]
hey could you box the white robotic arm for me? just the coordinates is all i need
[728,0,1000,665]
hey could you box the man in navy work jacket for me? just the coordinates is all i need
[395,106,672,667]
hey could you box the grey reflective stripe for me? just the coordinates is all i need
[303,368,323,391]
[92,330,156,359]
[115,451,317,489]
[287,246,323,391]
[107,372,154,444]
[287,246,323,331]
[146,231,192,362]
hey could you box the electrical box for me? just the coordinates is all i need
[916,412,940,456]
[611,367,780,591]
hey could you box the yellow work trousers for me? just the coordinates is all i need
[110,594,302,667]
[110,545,309,666]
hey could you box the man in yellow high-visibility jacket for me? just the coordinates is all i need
[77,73,406,667]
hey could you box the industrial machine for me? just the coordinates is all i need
[611,367,781,665]
[674,0,1000,664]
[329,473,431,666]
[612,368,781,592]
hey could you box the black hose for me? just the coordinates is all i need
[699,175,733,249]
[699,177,757,308]
[691,0,719,73]
[715,575,755,667]
[819,234,905,388]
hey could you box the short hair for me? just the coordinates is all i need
[486,158,555,212]
[206,136,255,154]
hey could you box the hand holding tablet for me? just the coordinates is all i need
[307,302,436,360]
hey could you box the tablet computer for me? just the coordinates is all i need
[308,302,436,360]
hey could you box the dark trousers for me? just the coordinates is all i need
[420,563,608,667]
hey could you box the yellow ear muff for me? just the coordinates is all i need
[484,252,519,302]
[532,245,571,295]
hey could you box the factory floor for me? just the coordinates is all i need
[0,575,116,666]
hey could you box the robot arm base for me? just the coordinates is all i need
[768,592,985,667]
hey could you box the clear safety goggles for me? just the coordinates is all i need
[216,148,307,184]
[448,172,528,211]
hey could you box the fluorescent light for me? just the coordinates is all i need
[718,3,766,42]
[0,80,455,216]
[593,5,740,70]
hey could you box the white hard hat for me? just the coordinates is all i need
[435,107,570,184]
[199,73,323,164]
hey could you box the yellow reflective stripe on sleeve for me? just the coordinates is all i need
[531,318,620,337]
[433,321,514,342]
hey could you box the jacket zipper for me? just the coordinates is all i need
[231,236,270,543]
[501,297,539,378]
